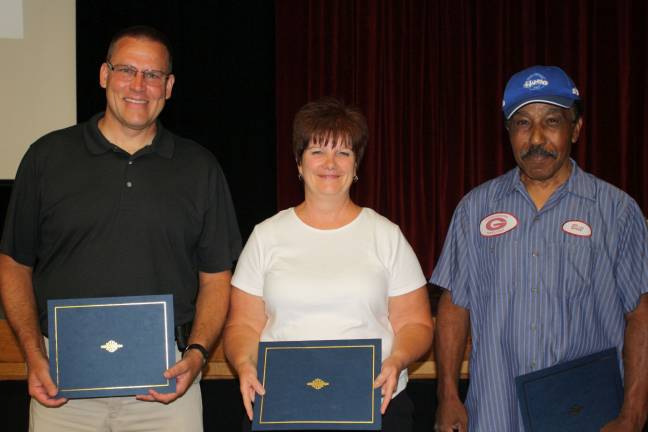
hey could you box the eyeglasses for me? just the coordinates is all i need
[106,61,170,86]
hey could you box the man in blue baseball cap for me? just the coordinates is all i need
[431,65,648,431]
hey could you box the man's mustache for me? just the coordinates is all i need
[521,145,558,160]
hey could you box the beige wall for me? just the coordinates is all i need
[0,0,76,179]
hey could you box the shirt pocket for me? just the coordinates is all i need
[546,239,594,300]
[476,237,519,299]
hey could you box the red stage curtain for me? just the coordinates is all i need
[275,0,648,276]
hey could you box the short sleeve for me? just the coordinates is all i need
[614,199,648,312]
[0,146,39,266]
[196,162,242,273]
[231,227,264,296]
[386,226,427,297]
[429,201,472,309]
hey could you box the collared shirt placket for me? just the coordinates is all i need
[528,210,543,372]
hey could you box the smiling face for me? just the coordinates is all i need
[298,136,357,200]
[508,102,583,185]
[99,36,175,135]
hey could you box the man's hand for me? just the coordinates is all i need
[434,397,468,432]
[434,290,470,431]
[605,294,648,432]
[136,349,204,404]
[601,413,644,432]
[0,254,65,407]
[27,354,67,407]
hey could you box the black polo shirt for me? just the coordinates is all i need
[1,113,242,334]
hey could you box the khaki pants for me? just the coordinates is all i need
[30,340,203,432]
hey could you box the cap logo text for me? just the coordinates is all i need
[523,73,549,90]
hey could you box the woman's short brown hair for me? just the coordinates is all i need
[292,98,368,167]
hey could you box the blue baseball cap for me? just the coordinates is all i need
[502,65,580,119]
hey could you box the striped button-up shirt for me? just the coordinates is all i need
[430,160,648,431]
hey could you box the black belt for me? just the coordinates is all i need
[174,321,193,352]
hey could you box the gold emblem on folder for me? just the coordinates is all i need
[567,404,583,416]
[100,340,124,353]
[306,378,330,390]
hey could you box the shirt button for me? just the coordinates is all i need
[126,181,133,188]
[531,287,538,293]
[128,160,133,165]
[532,251,539,257]
[531,323,537,331]
[531,361,537,369]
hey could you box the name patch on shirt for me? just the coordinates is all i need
[480,213,518,237]
[562,220,592,237]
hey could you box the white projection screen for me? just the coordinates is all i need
[0,0,76,179]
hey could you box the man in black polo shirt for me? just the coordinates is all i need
[0,26,241,431]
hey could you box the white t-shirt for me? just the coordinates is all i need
[232,207,426,396]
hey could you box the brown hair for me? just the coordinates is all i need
[292,97,368,167]
[106,25,173,72]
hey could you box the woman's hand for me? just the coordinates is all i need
[377,286,434,414]
[237,361,266,420]
[223,288,269,420]
[373,355,403,414]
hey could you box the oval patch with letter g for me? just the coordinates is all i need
[480,213,518,237]
[562,220,592,237]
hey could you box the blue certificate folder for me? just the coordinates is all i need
[252,339,382,430]
[47,295,176,399]
[515,348,623,432]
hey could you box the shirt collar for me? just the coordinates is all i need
[83,112,174,159]
[493,159,596,202]
[563,160,596,201]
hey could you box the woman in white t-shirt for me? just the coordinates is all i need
[223,98,433,431]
